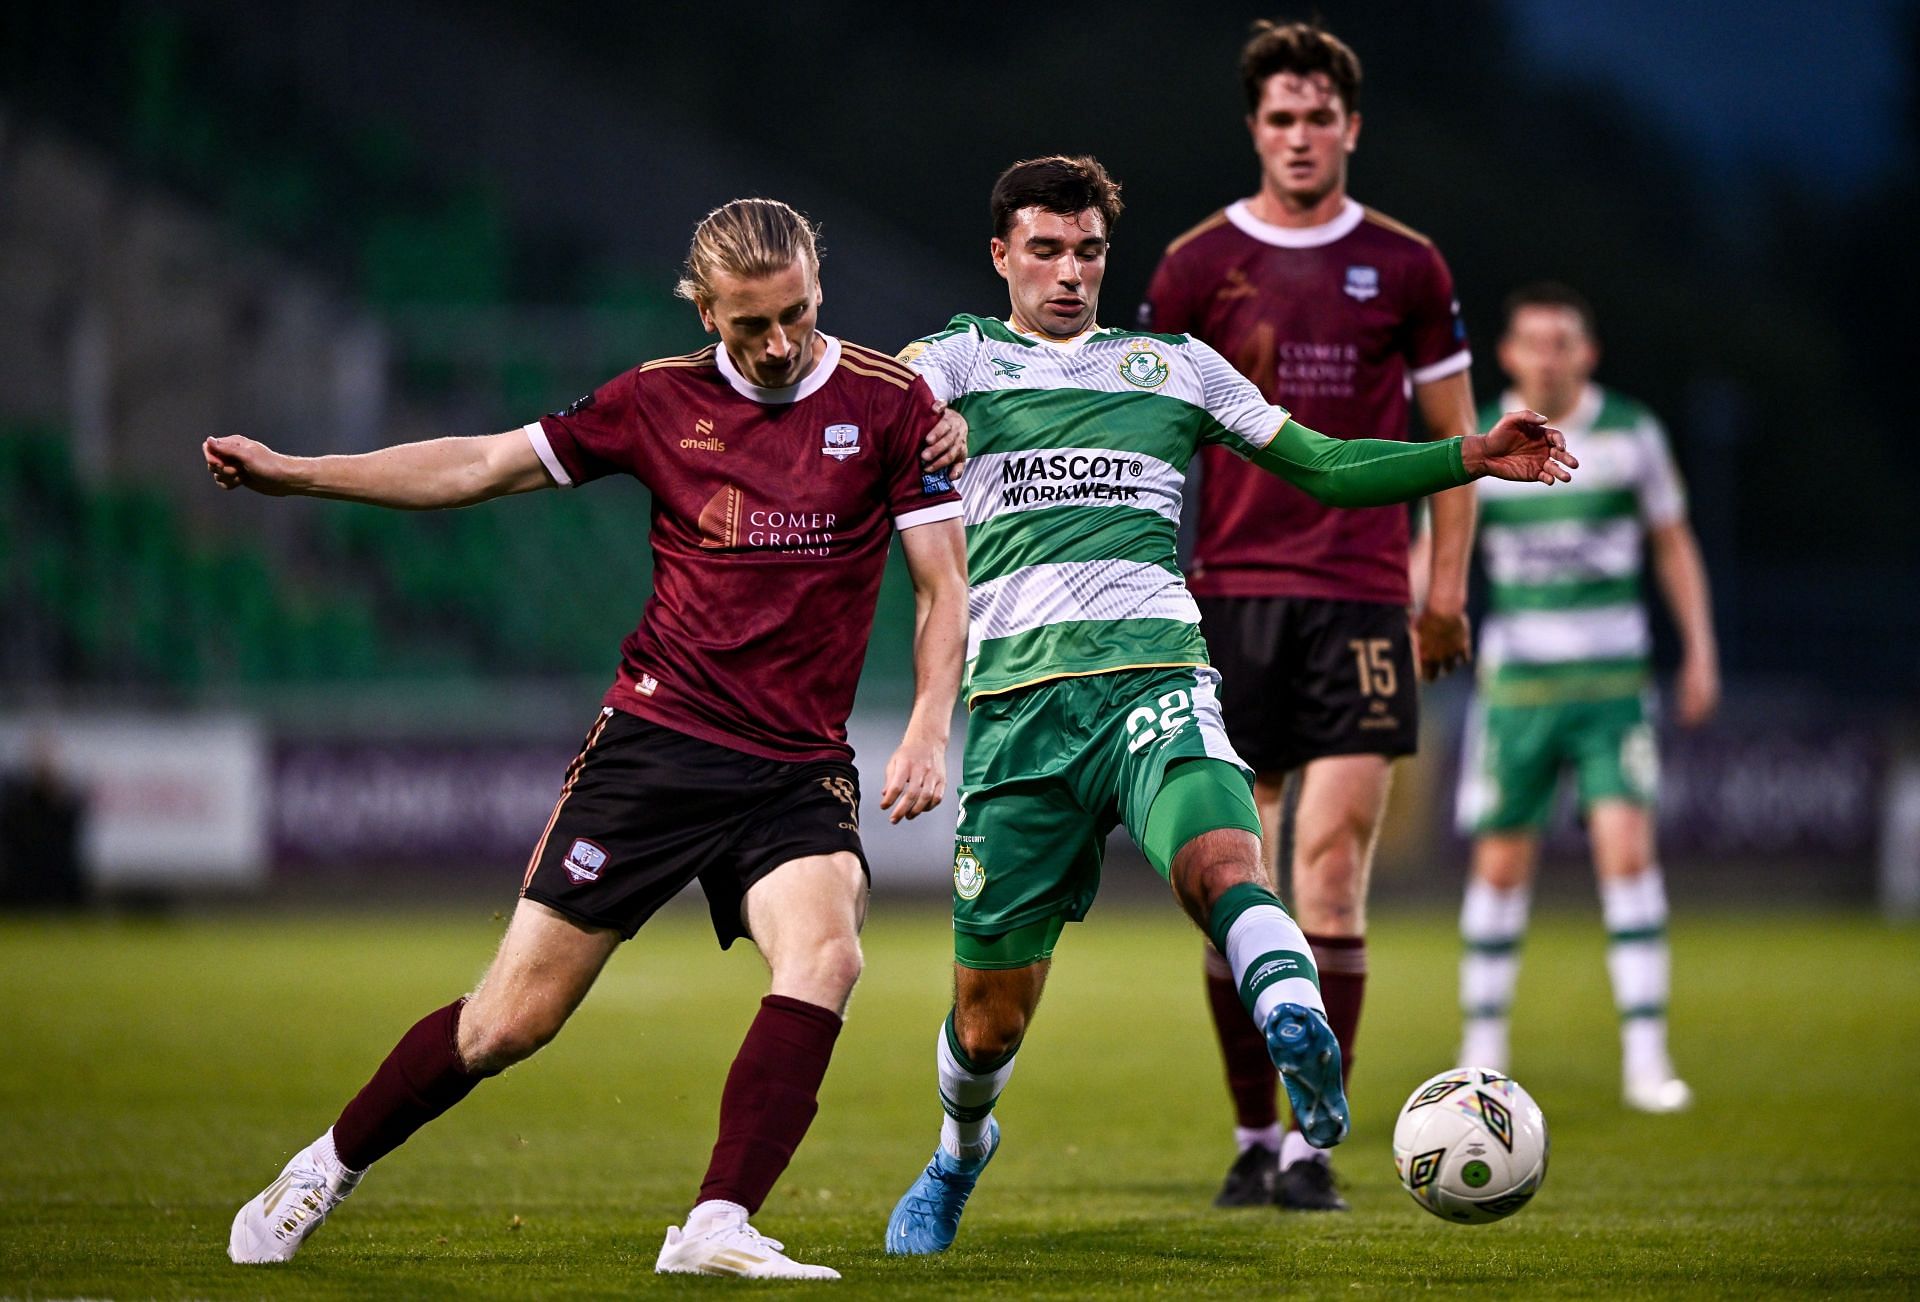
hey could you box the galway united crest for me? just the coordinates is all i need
[1118,340,1170,389]
[953,846,986,900]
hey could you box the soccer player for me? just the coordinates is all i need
[1455,283,1717,1113]
[1141,20,1479,1211]
[207,198,971,1280]
[883,155,1574,1256]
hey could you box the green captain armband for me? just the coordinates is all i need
[1250,418,1470,507]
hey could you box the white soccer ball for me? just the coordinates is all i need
[1392,1068,1548,1224]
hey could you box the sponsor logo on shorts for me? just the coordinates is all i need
[953,846,985,901]
[564,838,609,883]
[818,776,859,831]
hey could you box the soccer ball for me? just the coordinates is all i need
[1392,1068,1548,1224]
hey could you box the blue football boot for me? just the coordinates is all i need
[884,1118,1000,1255]
[1265,1002,1350,1148]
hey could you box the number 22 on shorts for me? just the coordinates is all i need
[1126,689,1193,754]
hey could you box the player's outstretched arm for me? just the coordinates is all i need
[202,430,554,509]
[1254,411,1577,508]
[880,518,967,824]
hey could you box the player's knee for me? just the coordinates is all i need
[953,1008,1025,1065]
[459,1002,565,1073]
[772,931,864,1002]
[1170,830,1262,917]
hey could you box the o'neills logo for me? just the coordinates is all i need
[681,417,725,453]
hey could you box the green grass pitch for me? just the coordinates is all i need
[2,901,1915,1298]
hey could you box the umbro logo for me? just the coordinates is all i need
[990,358,1026,379]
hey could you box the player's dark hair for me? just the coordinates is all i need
[990,155,1124,241]
[1503,282,1599,338]
[676,197,823,305]
[1240,20,1363,116]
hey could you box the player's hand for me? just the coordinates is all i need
[1414,605,1472,681]
[204,435,300,496]
[880,737,947,823]
[1462,411,1577,485]
[922,400,968,481]
[1675,651,1720,728]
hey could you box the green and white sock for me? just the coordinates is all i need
[1459,879,1530,1070]
[1206,883,1323,1026]
[937,1014,1014,1161]
[1602,867,1672,1077]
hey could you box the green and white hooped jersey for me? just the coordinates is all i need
[1476,385,1685,705]
[899,314,1295,701]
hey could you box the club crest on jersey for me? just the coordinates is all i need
[1118,341,1169,389]
[563,838,609,883]
[822,423,862,460]
[1344,265,1380,301]
[953,846,986,900]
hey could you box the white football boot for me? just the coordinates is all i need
[228,1131,363,1263]
[1624,1069,1694,1113]
[656,1214,840,1280]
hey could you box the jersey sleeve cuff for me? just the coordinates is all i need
[1411,349,1473,386]
[893,500,963,531]
[523,420,573,488]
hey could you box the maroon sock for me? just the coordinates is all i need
[331,998,493,1172]
[697,995,843,1214]
[1204,944,1279,1130]
[1303,932,1367,1103]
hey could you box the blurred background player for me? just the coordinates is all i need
[1456,282,1718,1114]
[209,198,970,1280]
[1142,21,1478,1210]
[885,155,1574,1258]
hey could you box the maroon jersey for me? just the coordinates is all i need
[525,335,961,762]
[1144,197,1470,605]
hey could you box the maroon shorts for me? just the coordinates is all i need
[1196,596,1419,774]
[520,708,867,946]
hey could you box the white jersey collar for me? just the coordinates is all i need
[1007,319,1099,352]
[1225,196,1365,249]
[714,333,842,404]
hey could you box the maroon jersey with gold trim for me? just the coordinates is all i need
[525,335,961,762]
[1143,197,1470,604]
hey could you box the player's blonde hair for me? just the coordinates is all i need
[675,198,823,305]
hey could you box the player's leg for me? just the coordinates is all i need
[887,956,1051,1255]
[1278,751,1390,1203]
[1590,800,1688,1110]
[1454,698,1558,1073]
[659,850,866,1280]
[1199,769,1294,1202]
[1114,668,1348,1163]
[1192,597,1294,1201]
[229,898,619,1264]
[1575,702,1686,1111]
[1458,833,1539,1071]
[1146,765,1349,1156]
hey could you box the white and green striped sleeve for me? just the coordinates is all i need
[1189,338,1293,455]
[896,327,978,404]
[1635,413,1687,528]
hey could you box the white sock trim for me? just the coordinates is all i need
[1223,903,1324,1025]
[1235,1123,1283,1154]
[686,1199,749,1232]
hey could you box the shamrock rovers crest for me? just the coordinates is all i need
[953,846,986,900]
[1118,340,1170,389]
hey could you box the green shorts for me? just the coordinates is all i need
[951,665,1259,968]
[1455,691,1658,834]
